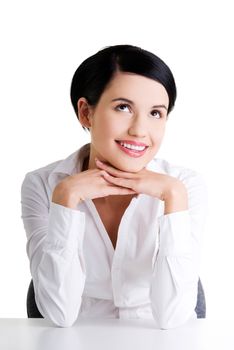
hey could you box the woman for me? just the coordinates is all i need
[21,44,208,328]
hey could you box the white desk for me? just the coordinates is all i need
[0,318,233,350]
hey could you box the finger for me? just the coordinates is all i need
[102,172,135,189]
[116,189,138,195]
[99,170,110,177]
[95,158,134,178]
[107,185,137,195]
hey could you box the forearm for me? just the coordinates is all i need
[151,197,197,329]
[150,173,207,329]
[163,182,188,215]
[34,202,86,327]
[150,253,198,329]
[36,248,85,327]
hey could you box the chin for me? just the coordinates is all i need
[114,162,146,173]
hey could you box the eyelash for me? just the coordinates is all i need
[114,103,162,119]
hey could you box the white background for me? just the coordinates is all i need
[0,0,233,319]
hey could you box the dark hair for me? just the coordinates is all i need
[70,44,177,132]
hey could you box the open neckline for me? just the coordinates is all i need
[84,195,140,255]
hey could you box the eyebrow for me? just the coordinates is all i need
[111,97,168,111]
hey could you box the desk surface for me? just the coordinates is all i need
[0,318,234,350]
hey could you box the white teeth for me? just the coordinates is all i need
[120,142,146,151]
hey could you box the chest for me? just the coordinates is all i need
[92,199,131,250]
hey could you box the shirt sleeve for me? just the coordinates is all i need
[21,172,87,327]
[150,171,208,329]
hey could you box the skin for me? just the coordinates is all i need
[75,71,188,213]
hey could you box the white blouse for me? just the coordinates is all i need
[20,143,208,328]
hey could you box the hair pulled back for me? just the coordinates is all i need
[70,44,177,131]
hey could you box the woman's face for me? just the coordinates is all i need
[78,71,169,172]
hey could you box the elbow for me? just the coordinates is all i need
[156,317,184,330]
[53,315,77,328]
[151,305,196,330]
[50,300,82,328]
[36,297,81,328]
[44,307,80,328]
[154,314,192,330]
[152,311,176,330]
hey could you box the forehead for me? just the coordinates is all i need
[102,72,169,105]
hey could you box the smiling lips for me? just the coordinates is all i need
[116,140,149,147]
[115,140,149,158]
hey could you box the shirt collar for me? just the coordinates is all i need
[48,142,90,191]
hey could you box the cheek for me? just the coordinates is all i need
[91,114,110,137]
[150,125,166,148]
[155,122,166,137]
[98,117,122,138]
[158,128,166,140]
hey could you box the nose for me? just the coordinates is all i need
[128,116,147,138]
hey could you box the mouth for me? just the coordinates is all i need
[115,140,149,158]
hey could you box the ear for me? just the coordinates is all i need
[77,97,93,129]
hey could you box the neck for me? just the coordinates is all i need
[82,156,90,171]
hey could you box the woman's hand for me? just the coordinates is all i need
[52,166,137,209]
[95,158,187,202]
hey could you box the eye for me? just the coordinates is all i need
[151,110,162,119]
[115,103,131,112]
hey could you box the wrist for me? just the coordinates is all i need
[52,186,84,209]
[162,182,188,215]
[162,180,186,199]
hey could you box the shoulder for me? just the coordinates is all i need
[24,142,89,179]
[22,143,90,184]
[23,159,63,180]
[148,157,207,186]
[21,147,81,195]
[147,157,209,208]
[21,159,64,195]
[20,159,63,204]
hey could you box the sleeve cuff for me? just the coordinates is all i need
[157,210,192,256]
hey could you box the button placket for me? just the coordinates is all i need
[111,197,139,306]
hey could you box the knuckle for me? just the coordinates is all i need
[117,180,125,187]
[135,178,141,186]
